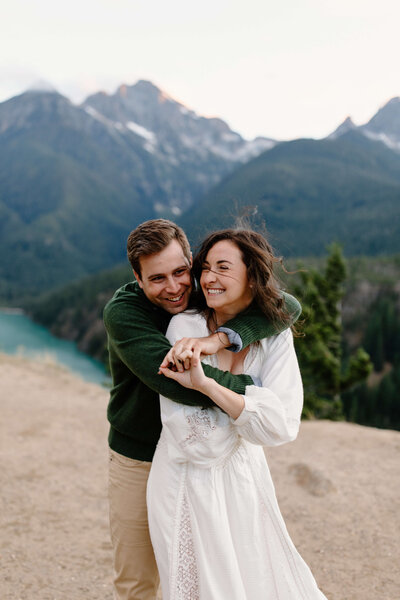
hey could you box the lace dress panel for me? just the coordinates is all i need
[175,493,200,599]
[179,409,217,449]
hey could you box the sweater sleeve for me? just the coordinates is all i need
[219,292,301,351]
[232,329,303,447]
[104,299,254,409]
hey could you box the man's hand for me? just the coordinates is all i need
[159,332,230,372]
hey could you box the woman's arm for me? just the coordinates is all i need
[160,329,303,447]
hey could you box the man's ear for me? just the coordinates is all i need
[189,252,193,267]
[133,270,143,289]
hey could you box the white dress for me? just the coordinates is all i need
[147,311,327,600]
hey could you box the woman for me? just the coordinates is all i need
[147,229,327,599]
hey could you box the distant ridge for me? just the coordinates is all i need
[179,129,400,257]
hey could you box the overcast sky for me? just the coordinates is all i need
[1,0,399,140]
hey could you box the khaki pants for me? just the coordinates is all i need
[108,449,160,600]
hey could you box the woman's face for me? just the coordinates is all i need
[200,240,254,318]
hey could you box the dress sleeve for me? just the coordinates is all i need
[232,329,303,447]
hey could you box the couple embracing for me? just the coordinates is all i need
[104,219,327,600]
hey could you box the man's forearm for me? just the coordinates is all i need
[109,333,253,409]
[220,292,301,350]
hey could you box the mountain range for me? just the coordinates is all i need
[0,81,399,299]
[0,81,273,299]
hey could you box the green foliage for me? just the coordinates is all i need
[362,293,400,370]
[292,245,372,420]
[343,360,400,430]
[27,263,133,361]
[342,292,400,430]
[342,348,373,389]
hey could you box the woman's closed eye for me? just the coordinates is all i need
[201,265,229,272]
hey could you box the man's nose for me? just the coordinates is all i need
[165,276,181,294]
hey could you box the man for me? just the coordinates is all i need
[103,219,301,600]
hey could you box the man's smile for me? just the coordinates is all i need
[165,293,185,303]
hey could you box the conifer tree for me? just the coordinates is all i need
[293,244,372,419]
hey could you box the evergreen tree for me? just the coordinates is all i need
[293,244,372,419]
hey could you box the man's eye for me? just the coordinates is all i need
[151,276,164,281]
[175,269,187,276]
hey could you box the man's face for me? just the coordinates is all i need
[134,239,192,314]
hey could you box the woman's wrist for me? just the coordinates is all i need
[196,375,216,396]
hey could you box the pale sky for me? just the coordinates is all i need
[1,0,399,140]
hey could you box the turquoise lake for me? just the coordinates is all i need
[0,310,109,385]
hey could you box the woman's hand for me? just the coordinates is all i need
[160,332,229,372]
[159,359,209,392]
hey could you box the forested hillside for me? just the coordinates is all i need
[179,131,400,257]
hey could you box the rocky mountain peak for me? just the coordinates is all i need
[25,79,59,95]
[0,89,74,135]
[327,97,400,152]
[82,79,276,166]
[328,116,357,139]
[364,96,400,135]
[116,80,166,103]
[361,97,400,151]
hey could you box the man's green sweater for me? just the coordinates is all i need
[103,281,301,461]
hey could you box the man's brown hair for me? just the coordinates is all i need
[127,219,191,277]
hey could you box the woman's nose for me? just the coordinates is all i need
[202,269,216,284]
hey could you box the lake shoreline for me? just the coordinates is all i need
[0,310,108,384]
[0,306,25,314]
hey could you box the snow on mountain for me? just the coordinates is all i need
[362,129,400,151]
[82,80,276,165]
[126,121,156,142]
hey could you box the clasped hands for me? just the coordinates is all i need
[158,332,229,390]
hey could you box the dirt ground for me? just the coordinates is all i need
[0,353,399,600]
